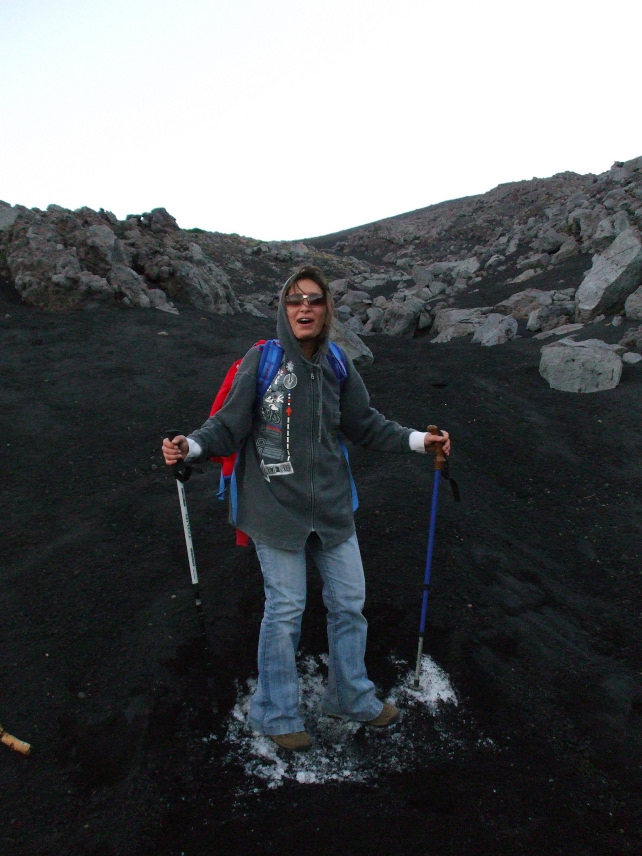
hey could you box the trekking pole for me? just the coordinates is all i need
[1,722,31,756]
[413,425,447,689]
[165,432,201,604]
[164,431,218,715]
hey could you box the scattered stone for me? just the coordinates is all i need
[622,352,642,364]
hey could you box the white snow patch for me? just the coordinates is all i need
[220,653,467,792]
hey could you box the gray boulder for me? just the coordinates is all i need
[344,315,365,334]
[107,263,176,311]
[472,314,518,346]
[508,269,538,284]
[496,289,552,321]
[527,303,575,332]
[624,286,642,320]
[0,202,20,231]
[359,275,389,291]
[590,217,616,250]
[539,339,623,392]
[431,307,490,343]
[411,266,434,289]
[338,290,372,320]
[533,229,566,254]
[620,326,642,349]
[365,306,384,332]
[329,279,350,299]
[575,228,642,322]
[550,238,580,265]
[329,318,374,367]
[453,257,481,279]
[417,310,433,331]
[380,296,425,336]
[170,258,240,314]
[613,211,631,235]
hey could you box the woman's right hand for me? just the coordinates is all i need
[162,435,189,465]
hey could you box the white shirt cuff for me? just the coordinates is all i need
[185,437,202,462]
[409,431,427,453]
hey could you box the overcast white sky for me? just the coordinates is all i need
[1,0,640,241]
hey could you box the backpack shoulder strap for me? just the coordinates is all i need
[327,341,348,389]
[256,339,284,398]
[210,358,244,416]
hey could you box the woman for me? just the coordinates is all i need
[162,265,450,751]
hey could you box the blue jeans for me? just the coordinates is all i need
[248,533,383,735]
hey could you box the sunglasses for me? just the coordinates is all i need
[284,292,327,307]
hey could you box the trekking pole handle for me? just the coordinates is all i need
[426,425,447,472]
[164,431,191,483]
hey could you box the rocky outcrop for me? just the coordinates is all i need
[0,203,362,314]
[539,339,623,392]
[3,155,642,388]
[3,207,177,313]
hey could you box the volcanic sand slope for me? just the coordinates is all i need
[1,289,641,855]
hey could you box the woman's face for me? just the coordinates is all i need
[285,278,328,344]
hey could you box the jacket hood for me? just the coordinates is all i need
[276,275,329,365]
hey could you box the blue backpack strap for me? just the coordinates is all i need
[229,340,284,523]
[326,342,358,512]
[256,339,284,400]
[327,341,347,389]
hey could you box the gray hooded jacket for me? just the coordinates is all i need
[187,283,414,550]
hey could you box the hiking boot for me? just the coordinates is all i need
[365,703,399,728]
[269,731,312,751]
